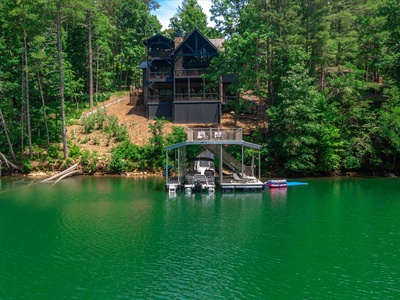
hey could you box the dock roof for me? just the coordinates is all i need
[166,140,262,151]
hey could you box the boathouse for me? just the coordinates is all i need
[140,29,233,124]
[165,128,264,193]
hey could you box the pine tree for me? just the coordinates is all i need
[169,0,208,36]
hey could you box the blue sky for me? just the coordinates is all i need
[154,0,213,30]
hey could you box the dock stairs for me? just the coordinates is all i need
[204,144,242,173]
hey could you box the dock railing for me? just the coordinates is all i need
[187,128,243,142]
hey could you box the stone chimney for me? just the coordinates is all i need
[174,32,183,49]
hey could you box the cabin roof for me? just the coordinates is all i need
[166,140,262,151]
[143,34,174,47]
[172,28,219,55]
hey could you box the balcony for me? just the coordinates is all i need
[148,95,173,103]
[174,93,219,101]
[148,72,170,82]
[175,69,205,78]
[186,128,243,142]
[148,49,172,59]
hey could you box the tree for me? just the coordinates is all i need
[377,87,400,170]
[169,0,208,37]
[326,65,379,170]
[380,0,400,86]
[57,1,68,159]
[210,0,248,37]
[267,62,341,175]
[88,9,93,108]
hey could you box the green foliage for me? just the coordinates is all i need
[376,86,400,169]
[169,0,208,37]
[108,118,182,173]
[210,0,248,37]
[102,115,129,142]
[81,109,107,134]
[1,0,400,176]
[109,140,144,173]
[380,0,400,86]
[68,143,82,158]
[80,150,98,174]
[80,109,129,143]
[145,117,168,171]
[223,97,258,115]
[166,126,185,145]
[267,63,342,175]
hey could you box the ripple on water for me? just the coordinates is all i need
[2,177,400,299]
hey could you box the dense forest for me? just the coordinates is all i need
[0,0,399,176]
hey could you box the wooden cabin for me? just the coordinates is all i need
[140,29,233,124]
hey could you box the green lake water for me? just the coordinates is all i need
[0,176,399,299]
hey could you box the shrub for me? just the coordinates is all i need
[108,140,144,173]
[80,150,98,174]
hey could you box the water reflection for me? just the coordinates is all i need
[267,188,287,209]
[1,177,400,299]
[220,191,263,201]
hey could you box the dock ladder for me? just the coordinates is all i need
[168,184,178,194]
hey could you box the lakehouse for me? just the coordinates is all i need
[140,29,234,124]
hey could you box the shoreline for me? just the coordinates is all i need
[1,170,396,179]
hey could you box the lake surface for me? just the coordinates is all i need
[0,176,399,299]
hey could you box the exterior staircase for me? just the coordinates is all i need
[204,144,242,172]
[130,86,143,107]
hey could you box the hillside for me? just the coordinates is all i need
[67,93,261,158]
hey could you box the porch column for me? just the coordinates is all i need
[220,144,223,186]
[241,145,244,182]
[165,149,169,188]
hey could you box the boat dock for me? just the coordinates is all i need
[165,128,264,193]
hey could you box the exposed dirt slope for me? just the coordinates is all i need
[67,93,260,157]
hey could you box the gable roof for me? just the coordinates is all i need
[172,28,219,55]
[143,34,174,47]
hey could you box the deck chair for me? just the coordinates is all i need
[239,172,257,182]
[214,131,223,139]
[197,131,206,139]
[232,173,243,182]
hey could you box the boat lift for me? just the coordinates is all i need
[165,128,264,192]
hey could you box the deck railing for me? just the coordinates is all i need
[148,95,173,103]
[175,69,206,77]
[175,93,218,101]
[148,50,172,58]
[148,72,170,81]
[186,128,243,142]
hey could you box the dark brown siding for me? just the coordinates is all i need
[147,102,173,121]
[173,102,220,124]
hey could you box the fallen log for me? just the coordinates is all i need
[0,152,19,170]
[53,170,83,185]
[41,164,78,183]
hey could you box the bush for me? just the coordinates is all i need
[108,140,144,173]
[81,109,107,134]
[80,150,98,174]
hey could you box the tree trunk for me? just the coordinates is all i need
[88,10,93,108]
[21,52,25,152]
[57,1,68,159]
[37,73,50,147]
[23,27,33,158]
[0,108,16,161]
[96,45,100,102]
